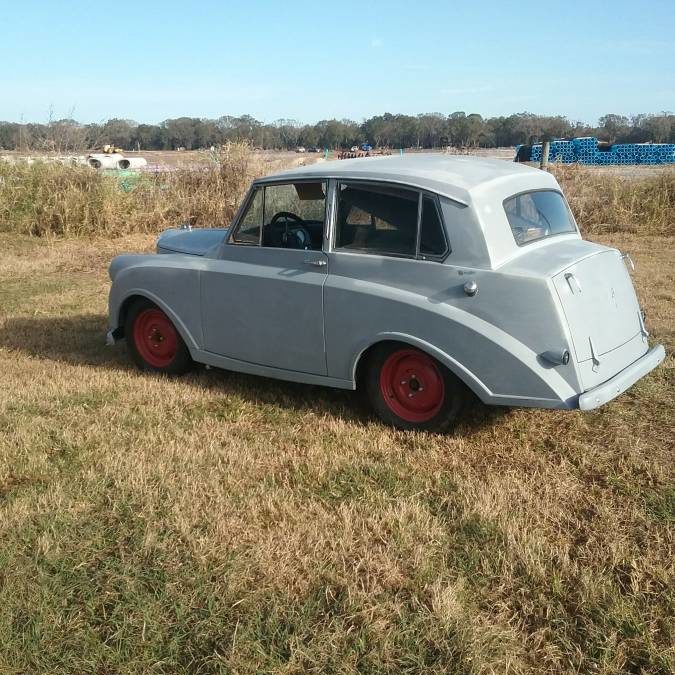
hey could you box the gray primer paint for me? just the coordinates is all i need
[108,155,664,410]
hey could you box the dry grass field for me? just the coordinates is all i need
[0,161,673,673]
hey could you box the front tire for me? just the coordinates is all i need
[125,299,192,375]
[364,344,465,432]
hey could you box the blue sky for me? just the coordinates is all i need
[1,0,673,125]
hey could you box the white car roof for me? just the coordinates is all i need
[257,153,557,205]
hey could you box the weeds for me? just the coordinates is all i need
[0,228,673,673]
[1,152,673,239]
[0,142,258,237]
[552,165,675,237]
[0,154,673,672]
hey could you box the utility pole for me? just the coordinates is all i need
[540,140,550,170]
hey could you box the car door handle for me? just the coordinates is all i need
[304,259,327,267]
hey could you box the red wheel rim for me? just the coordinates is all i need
[379,349,445,423]
[132,308,178,368]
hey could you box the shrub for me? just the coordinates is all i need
[0,142,259,237]
[552,165,675,237]
[0,151,672,238]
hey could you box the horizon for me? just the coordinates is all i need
[2,109,674,129]
[2,0,674,127]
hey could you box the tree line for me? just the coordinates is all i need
[1,112,673,153]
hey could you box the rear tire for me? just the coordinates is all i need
[125,299,192,375]
[364,343,465,432]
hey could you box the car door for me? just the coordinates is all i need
[324,182,451,380]
[201,180,329,375]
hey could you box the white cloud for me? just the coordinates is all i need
[370,36,384,49]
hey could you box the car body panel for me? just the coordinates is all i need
[578,345,665,410]
[107,154,664,412]
[157,227,228,256]
[109,254,207,348]
[551,250,642,360]
[200,245,328,374]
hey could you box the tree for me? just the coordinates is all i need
[98,119,136,149]
[162,117,198,149]
[0,110,673,153]
[598,114,630,143]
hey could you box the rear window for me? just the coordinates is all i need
[504,190,576,246]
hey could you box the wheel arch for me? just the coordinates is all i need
[114,291,200,352]
[351,333,492,402]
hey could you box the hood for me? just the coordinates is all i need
[156,227,229,257]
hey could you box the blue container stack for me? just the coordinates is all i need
[548,140,576,163]
[572,137,598,163]
[524,137,675,165]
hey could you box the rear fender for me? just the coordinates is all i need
[350,330,579,409]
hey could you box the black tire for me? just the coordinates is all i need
[125,299,192,375]
[364,343,466,432]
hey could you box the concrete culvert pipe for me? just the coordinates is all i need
[117,157,147,170]
[88,153,124,170]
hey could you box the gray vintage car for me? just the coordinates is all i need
[107,155,665,431]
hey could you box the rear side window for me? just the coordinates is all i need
[504,190,576,246]
[419,196,448,258]
[335,183,449,259]
[336,183,419,256]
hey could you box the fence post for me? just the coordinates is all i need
[540,141,550,170]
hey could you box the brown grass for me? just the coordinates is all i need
[0,224,673,672]
[1,150,673,240]
[0,142,259,237]
[552,165,675,237]
[0,155,673,672]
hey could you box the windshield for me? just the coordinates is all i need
[504,190,576,245]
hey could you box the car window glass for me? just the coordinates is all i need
[336,183,418,256]
[504,190,576,245]
[262,181,326,250]
[419,196,447,257]
[232,188,262,244]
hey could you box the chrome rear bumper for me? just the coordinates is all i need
[578,344,665,410]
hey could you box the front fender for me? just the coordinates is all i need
[108,256,204,350]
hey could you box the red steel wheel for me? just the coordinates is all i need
[378,348,446,423]
[365,344,466,432]
[132,308,179,369]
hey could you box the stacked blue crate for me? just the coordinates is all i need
[635,144,675,164]
[522,137,674,165]
[573,137,598,164]
[611,144,635,164]
[549,139,576,162]
[635,145,661,164]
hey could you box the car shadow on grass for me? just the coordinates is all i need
[0,313,508,433]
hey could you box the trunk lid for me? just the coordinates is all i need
[552,249,647,388]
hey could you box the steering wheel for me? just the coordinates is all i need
[270,211,312,249]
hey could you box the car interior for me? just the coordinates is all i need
[336,184,418,255]
[237,180,446,256]
[261,182,326,250]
